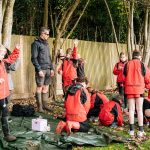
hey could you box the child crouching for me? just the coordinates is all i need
[99,95,123,128]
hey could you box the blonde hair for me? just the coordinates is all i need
[119,52,125,58]
[66,48,72,54]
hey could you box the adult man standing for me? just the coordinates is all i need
[31,27,54,112]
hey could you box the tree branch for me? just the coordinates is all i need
[58,0,80,35]
[104,0,120,57]
[61,0,90,47]
[2,0,15,48]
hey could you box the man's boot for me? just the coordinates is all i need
[35,93,44,112]
[1,117,16,142]
[66,121,80,136]
[42,93,52,111]
[55,121,66,134]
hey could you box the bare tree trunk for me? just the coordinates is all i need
[143,7,149,64]
[138,23,144,51]
[2,0,15,48]
[29,7,37,35]
[104,0,120,57]
[127,0,135,60]
[53,0,80,62]
[86,25,89,40]
[29,18,34,35]
[118,26,120,42]
[123,0,132,59]
[145,13,150,65]
[130,1,135,51]
[49,33,61,100]
[95,26,97,42]
[0,0,2,43]
[43,0,48,28]
[98,26,102,41]
[147,15,150,64]
[50,4,54,37]
[134,34,137,49]
[50,0,80,101]
[127,24,132,59]
[2,0,7,18]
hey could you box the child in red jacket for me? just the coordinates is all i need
[55,77,91,135]
[124,50,150,138]
[113,52,128,109]
[87,88,109,118]
[58,40,78,94]
[99,95,123,128]
[0,44,20,142]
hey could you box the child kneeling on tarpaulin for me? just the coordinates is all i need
[99,95,123,128]
[87,88,109,118]
[55,77,91,135]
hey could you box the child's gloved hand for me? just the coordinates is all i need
[15,43,21,50]
[118,66,123,70]
[0,78,5,84]
[73,39,79,47]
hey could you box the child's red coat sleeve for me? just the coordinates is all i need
[72,46,77,59]
[4,47,20,64]
[148,90,150,99]
[144,66,150,89]
[113,63,120,75]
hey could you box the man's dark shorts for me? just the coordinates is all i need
[35,69,51,86]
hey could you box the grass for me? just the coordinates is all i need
[75,122,150,150]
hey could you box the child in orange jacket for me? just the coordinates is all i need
[113,52,128,109]
[0,44,20,142]
[87,88,109,118]
[124,50,150,138]
[99,95,123,128]
[58,40,78,94]
[55,77,91,135]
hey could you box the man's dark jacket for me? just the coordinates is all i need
[31,37,53,72]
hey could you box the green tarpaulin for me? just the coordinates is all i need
[0,113,128,150]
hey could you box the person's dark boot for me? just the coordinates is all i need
[7,92,13,123]
[42,93,52,111]
[35,93,44,112]
[1,117,16,142]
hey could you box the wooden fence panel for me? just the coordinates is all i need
[10,35,127,99]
